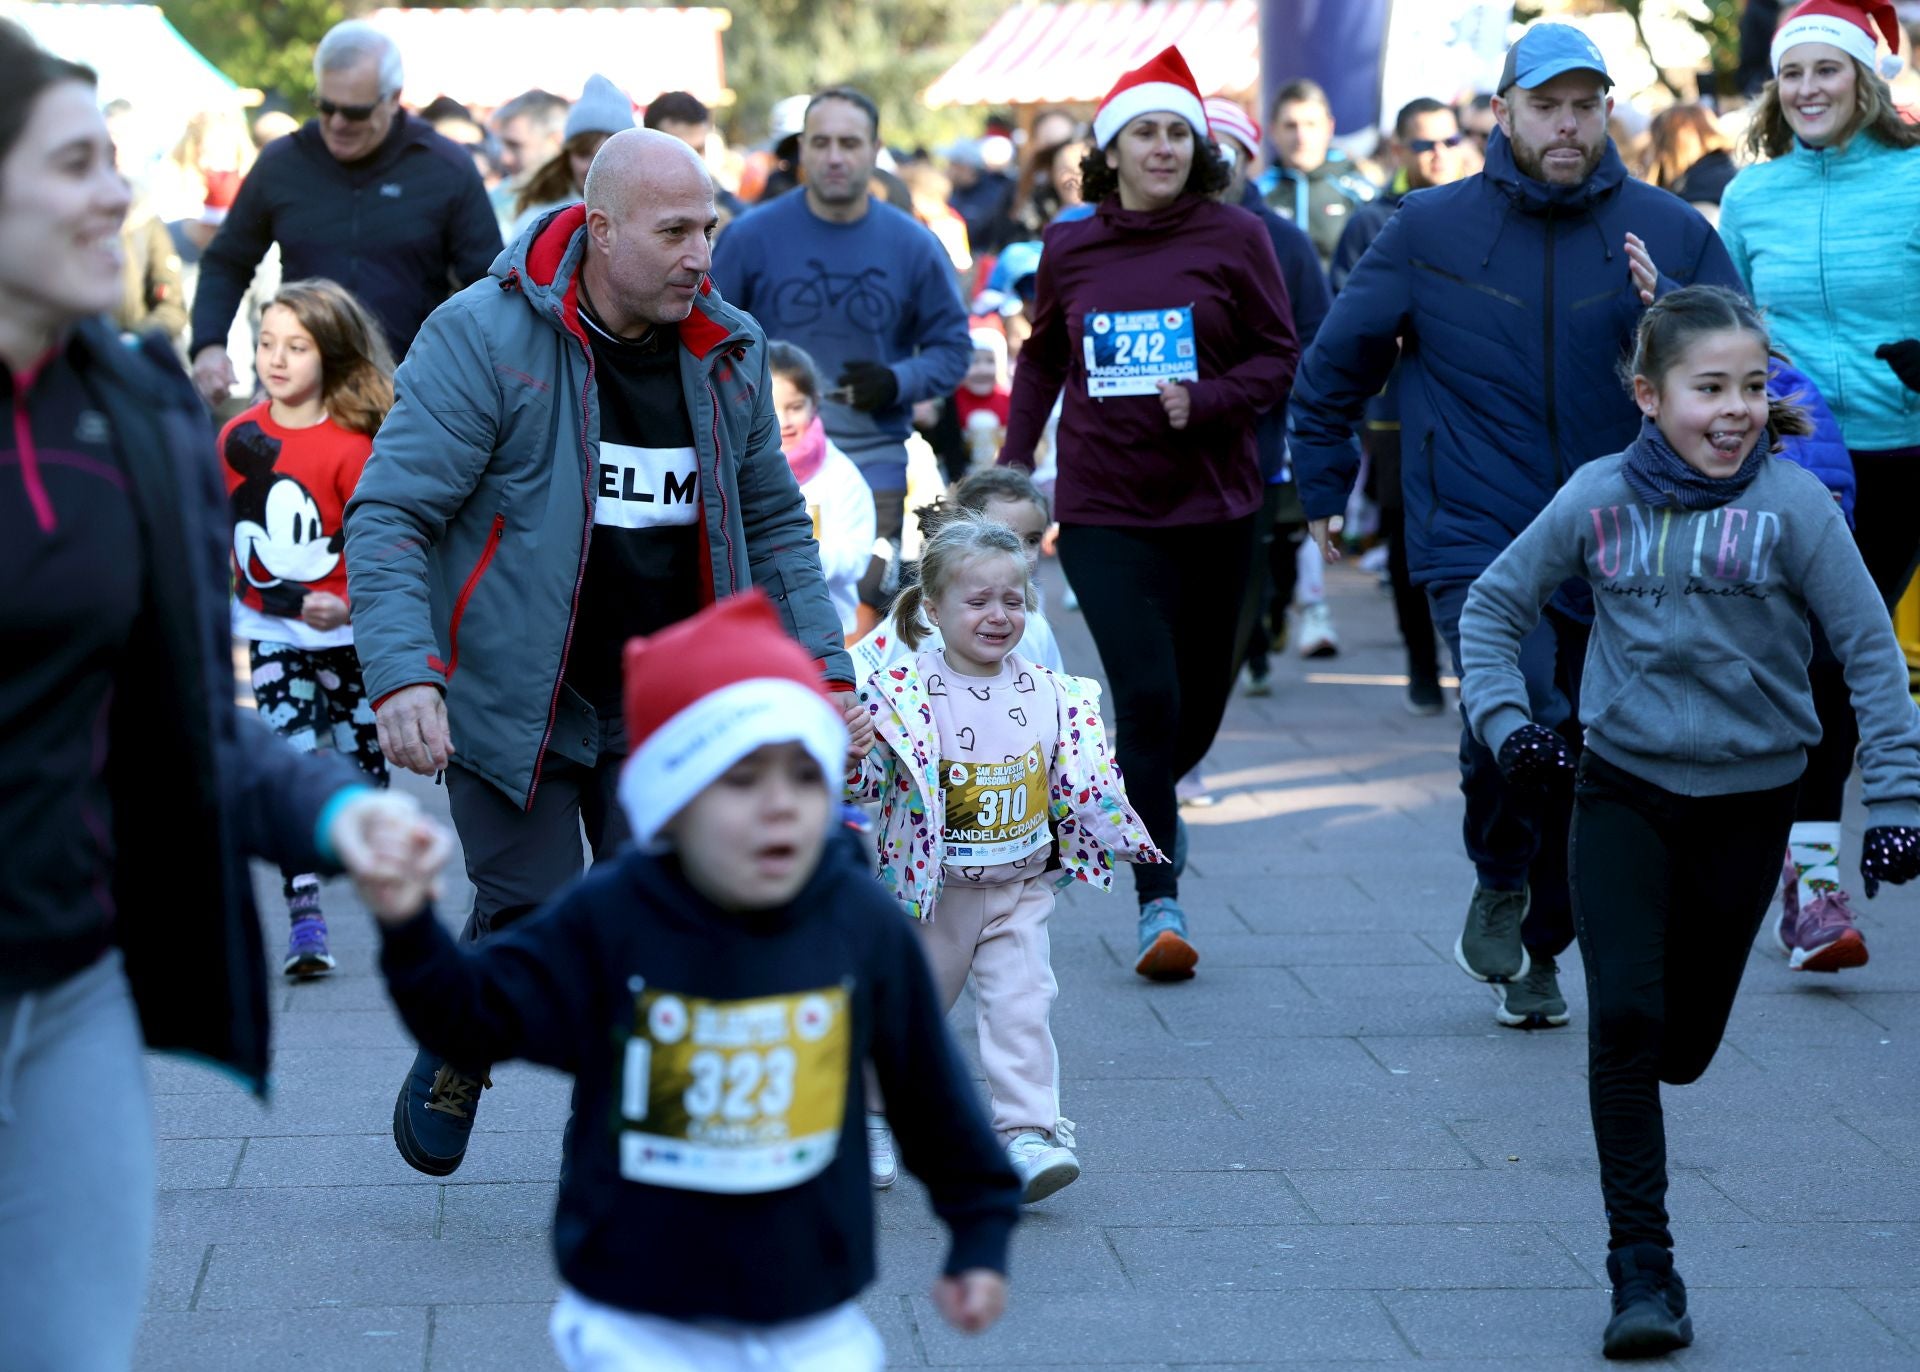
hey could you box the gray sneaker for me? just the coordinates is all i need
[1496,955,1570,1029]
[1454,885,1531,984]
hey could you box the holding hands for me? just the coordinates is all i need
[1496,722,1575,790]
[328,790,453,922]
[1861,825,1920,898]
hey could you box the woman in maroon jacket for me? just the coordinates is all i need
[1001,47,1299,980]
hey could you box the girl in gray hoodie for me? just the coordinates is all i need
[1459,286,1920,1361]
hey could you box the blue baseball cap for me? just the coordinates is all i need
[1497,23,1613,94]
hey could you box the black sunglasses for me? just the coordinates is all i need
[315,95,386,122]
[1408,133,1468,153]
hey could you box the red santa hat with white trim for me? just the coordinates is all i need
[1092,45,1211,149]
[1772,0,1904,79]
[617,591,847,845]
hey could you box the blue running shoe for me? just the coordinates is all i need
[392,1049,489,1176]
[282,915,335,979]
[1135,898,1198,980]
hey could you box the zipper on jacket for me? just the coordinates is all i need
[1814,154,1842,425]
[10,385,54,533]
[528,329,598,812]
[1541,211,1566,486]
[705,378,737,592]
[434,513,505,679]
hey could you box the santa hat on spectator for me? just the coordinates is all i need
[1092,46,1210,149]
[1202,97,1261,158]
[1772,0,1904,79]
[617,592,846,845]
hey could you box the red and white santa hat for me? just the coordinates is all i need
[1772,0,1904,78]
[1202,96,1261,158]
[1092,45,1210,149]
[617,591,847,845]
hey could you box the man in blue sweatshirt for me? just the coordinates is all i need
[711,86,973,621]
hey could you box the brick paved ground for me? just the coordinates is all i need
[136,560,1920,1369]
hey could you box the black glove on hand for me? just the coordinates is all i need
[835,360,900,412]
[1860,825,1920,898]
[1874,341,1920,395]
[1496,722,1575,790]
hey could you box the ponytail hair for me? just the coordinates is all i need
[267,279,395,436]
[1621,285,1812,444]
[892,509,1037,651]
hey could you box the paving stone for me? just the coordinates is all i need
[1287,1164,1746,1226]
[876,1216,1128,1294]
[144,1242,211,1312]
[233,1132,565,1188]
[194,1239,557,1310]
[155,1137,245,1190]
[1701,1164,1920,1222]
[427,1303,562,1371]
[436,1182,560,1242]
[133,1308,427,1371]
[154,1183,438,1245]
[1107,1222,1591,1291]
[908,1290,1407,1364]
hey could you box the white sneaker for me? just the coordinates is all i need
[1007,1121,1079,1203]
[866,1113,896,1189]
[1295,601,1339,659]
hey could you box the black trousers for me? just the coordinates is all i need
[1799,447,1920,820]
[1240,483,1302,677]
[1570,753,1798,1250]
[1059,515,1257,904]
[444,749,630,944]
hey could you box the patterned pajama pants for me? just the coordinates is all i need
[247,640,388,901]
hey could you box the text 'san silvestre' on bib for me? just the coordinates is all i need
[1083,307,1198,398]
[618,984,850,1194]
[941,745,1050,865]
[594,443,700,529]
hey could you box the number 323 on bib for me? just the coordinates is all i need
[617,984,851,1194]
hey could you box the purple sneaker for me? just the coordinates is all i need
[1775,858,1868,973]
[283,915,336,978]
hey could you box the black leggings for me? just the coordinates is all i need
[1570,753,1798,1251]
[1799,448,1920,820]
[1059,515,1257,904]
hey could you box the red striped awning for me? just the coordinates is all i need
[364,7,731,112]
[924,0,1260,108]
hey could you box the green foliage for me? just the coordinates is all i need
[722,0,1009,148]
[162,0,348,109]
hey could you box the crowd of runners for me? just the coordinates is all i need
[6,0,1920,1367]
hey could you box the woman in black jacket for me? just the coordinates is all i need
[0,22,442,1367]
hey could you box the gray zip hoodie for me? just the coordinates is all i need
[1460,450,1920,823]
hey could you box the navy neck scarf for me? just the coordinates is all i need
[1621,416,1768,510]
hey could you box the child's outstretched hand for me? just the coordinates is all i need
[933,1269,1007,1334]
[830,690,875,759]
[1860,825,1920,898]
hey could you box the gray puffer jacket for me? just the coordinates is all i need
[347,204,854,809]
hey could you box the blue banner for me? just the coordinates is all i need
[1258,0,1390,137]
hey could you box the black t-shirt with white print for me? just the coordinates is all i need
[565,298,704,712]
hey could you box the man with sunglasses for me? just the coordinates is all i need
[1320,98,1473,721]
[189,20,502,405]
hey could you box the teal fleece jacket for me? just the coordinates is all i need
[1459,448,1920,818]
[1720,133,1920,452]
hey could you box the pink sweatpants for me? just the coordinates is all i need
[917,875,1061,1137]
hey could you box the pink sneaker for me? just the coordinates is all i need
[1775,855,1869,973]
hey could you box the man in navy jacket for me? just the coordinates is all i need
[1290,25,1743,1029]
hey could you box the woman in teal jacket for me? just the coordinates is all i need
[1717,0,1920,973]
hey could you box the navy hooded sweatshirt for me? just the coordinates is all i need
[377,830,1020,1324]
[1288,128,1742,593]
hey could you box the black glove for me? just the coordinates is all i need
[1860,825,1920,898]
[834,360,900,412]
[1874,341,1920,395]
[1496,722,1575,790]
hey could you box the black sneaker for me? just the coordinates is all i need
[1603,1243,1693,1360]
[392,1048,490,1177]
[1406,675,1445,716]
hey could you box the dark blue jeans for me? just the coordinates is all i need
[1427,579,1589,960]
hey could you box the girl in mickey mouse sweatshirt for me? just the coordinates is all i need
[849,510,1162,1204]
